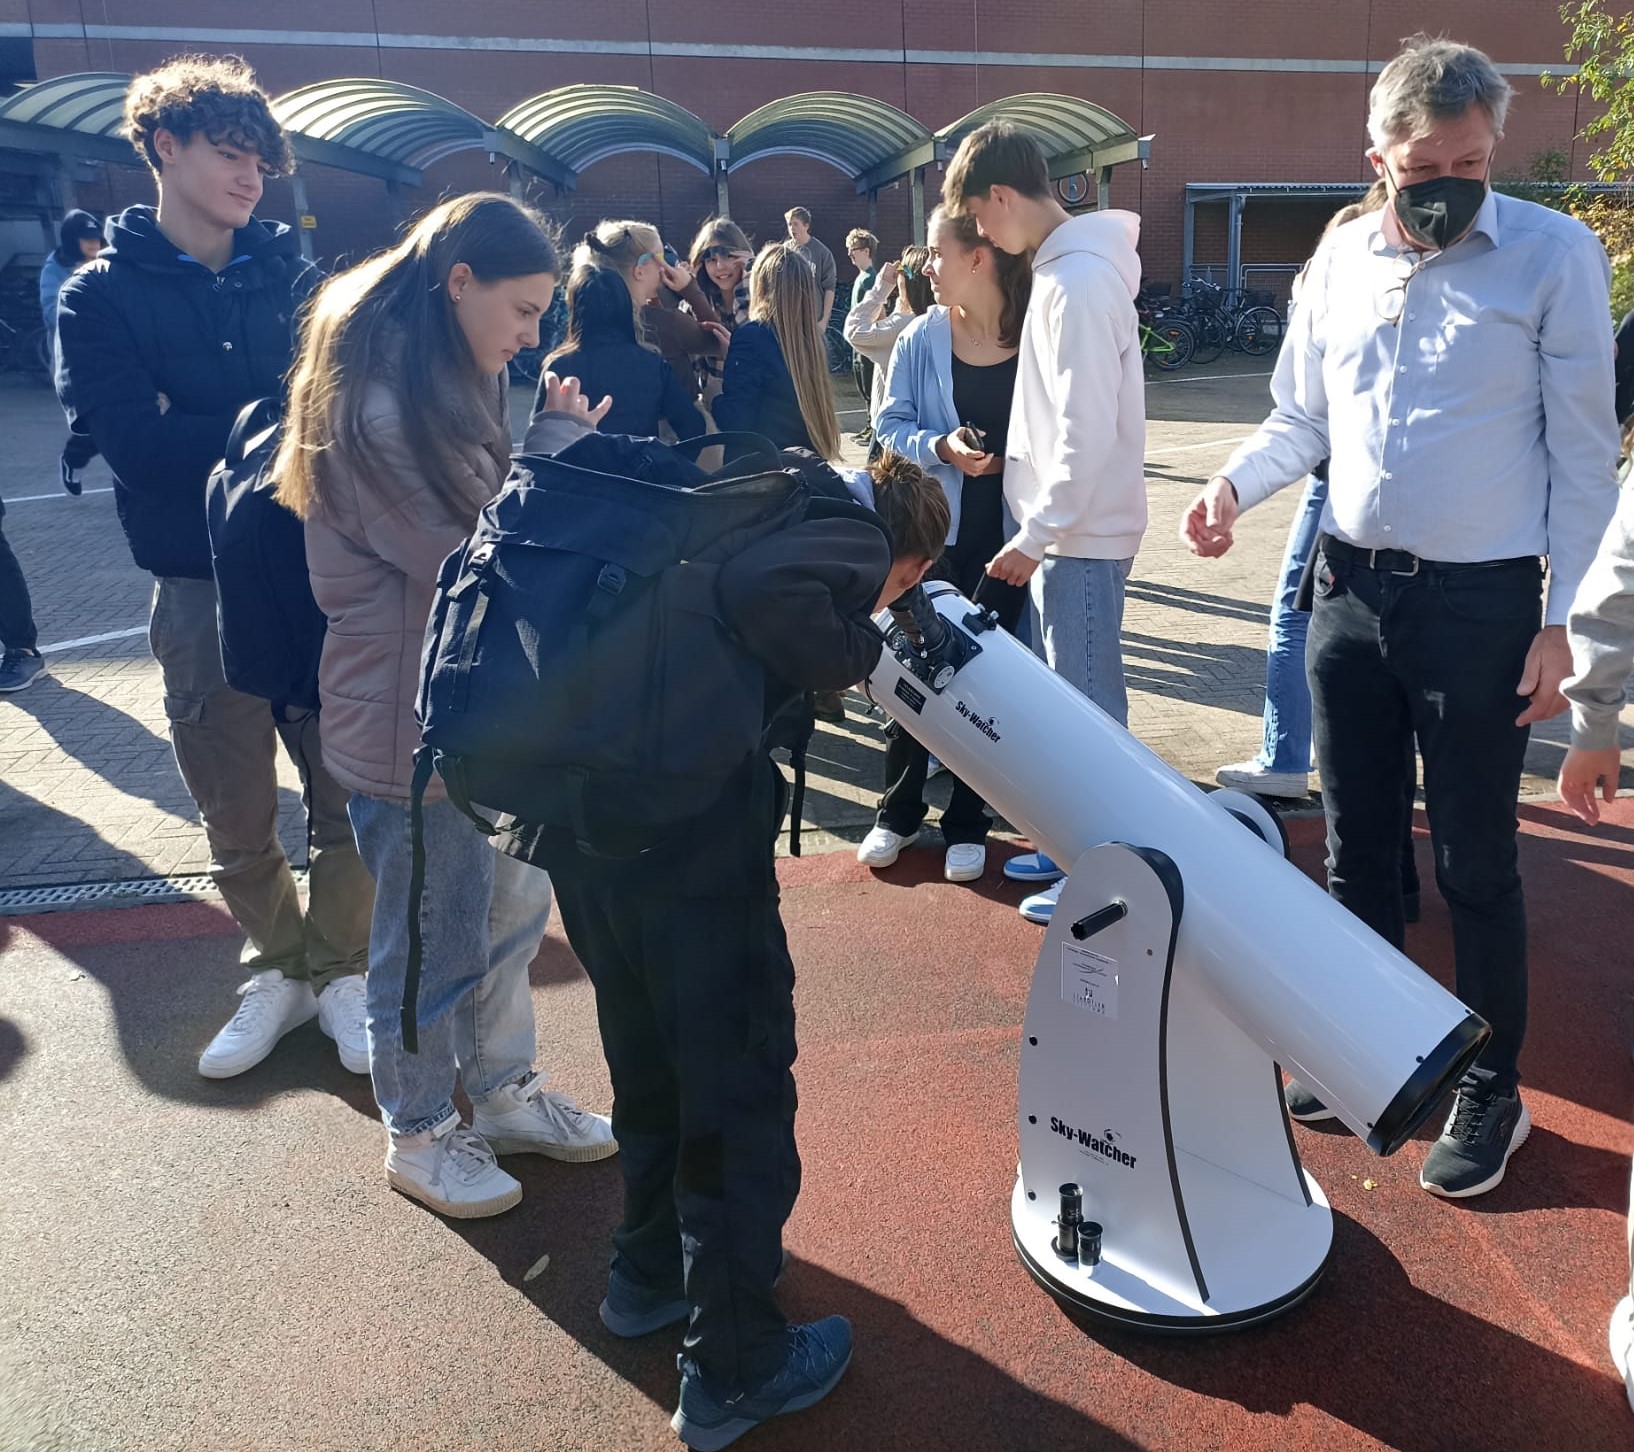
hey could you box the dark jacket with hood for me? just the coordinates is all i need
[537,315,707,445]
[54,205,317,579]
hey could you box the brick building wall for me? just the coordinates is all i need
[2,0,1599,290]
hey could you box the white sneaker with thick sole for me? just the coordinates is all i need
[857,826,918,869]
[316,973,369,1074]
[1214,759,1309,800]
[1020,878,1065,925]
[1611,1295,1634,1414]
[385,1118,522,1218]
[472,1078,618,1162]
[944,843,987,883]
[198,969,318,1079]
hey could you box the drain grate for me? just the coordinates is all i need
[0,869,305,916]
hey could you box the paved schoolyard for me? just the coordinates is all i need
[4,356,1619,895]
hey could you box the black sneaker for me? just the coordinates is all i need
[1284,1078,1338,1123]
[0,649,47,694]
[671,1316,852,1451]
[1419,1086,1530,1199]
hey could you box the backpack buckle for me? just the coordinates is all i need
[596,563,627,596]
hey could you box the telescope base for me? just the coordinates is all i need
[1010,1172,1333,1335]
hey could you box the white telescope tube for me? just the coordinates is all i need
[865,583,1485,1155]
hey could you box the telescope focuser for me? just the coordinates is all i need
[886,585,981,693]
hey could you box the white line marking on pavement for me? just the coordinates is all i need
[1152,371,1274,385]
[2,487,114,503]
[1146,435,1251,457]
[37,625,147,653]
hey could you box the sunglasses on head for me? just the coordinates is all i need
[636,243,679,269]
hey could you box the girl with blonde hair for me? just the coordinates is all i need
[714,242,841,460]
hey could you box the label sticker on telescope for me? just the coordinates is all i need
[1062,943,1119,1020]
[894,678,926,715]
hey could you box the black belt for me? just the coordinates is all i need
[1318,535,1539,578]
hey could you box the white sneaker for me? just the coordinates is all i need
[385,1118,522,1218]
[198,969,318,1079]
[857,826,918,868]
[472,1077,619,1162]
[944,843,987,882]
[1020,878,1065,925]
[1611,1295,1634,1414]
[1214,759,1309,800]
[316,973,369,1075]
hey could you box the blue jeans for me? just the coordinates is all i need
[1028,555,1135,727]
[348,792,552,1138]
[1257,476,1326,773]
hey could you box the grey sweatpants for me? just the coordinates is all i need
[148,576,372,988]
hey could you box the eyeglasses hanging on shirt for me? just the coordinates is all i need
[1375,251,1434,328]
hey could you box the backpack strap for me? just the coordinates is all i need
[786,739,807,858]
[401,746,435,1054]
[223,397,279,471]
[670,431,784,476]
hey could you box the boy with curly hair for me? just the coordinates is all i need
[55,54,374,1081]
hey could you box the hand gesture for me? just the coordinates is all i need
[937,428,994,478]
[1558,744,1623,824]
[1514,625,1572,727]
[876,261,899,292]
[1179,477,1240,557]
[986,540,1041,586]
[540,371,613,427]
[658,259,695,294]
[700,320,732,352]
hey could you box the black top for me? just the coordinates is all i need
[950,352,1020,559]
[951,352,1019,461]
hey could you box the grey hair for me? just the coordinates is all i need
[1367,36,1512,150]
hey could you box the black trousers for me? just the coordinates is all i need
[0,496,38,653]
[1308,547,1541,1094]
[546,768,800,1396]
[853,353,875,418]
[877,525,1027,844]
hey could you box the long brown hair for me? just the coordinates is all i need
[689,215,753,315]
[751,243,841,461]
[928,205,1031,349]
[897,245,933,315]
[275,193,559,519]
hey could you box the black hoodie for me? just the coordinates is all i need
[54,205,317,579]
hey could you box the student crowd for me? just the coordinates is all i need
[5,31,1634,1445]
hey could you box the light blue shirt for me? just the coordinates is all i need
[1224,190,1620,625]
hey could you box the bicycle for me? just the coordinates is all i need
[1177,279,1284,359]
[0,316,51,381]
[1136,288,1196,372]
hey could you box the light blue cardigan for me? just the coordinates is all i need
[874,306,964,547]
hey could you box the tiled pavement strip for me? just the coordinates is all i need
[0,357,1623,895]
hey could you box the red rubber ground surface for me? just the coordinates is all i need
[1,800,1630,1450]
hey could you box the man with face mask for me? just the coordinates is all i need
[1179,36,1620,1201]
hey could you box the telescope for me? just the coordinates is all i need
[864,583,1487,1332]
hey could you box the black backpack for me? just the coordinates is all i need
[402,431,823,1048]
[205,398,326,713]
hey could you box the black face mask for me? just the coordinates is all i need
[1389,170,1488,251]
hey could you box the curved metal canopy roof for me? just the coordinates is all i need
[0,72,138,166]
[274,78,571,187]
[940,93,1147,178]
[725,92,929,179]
[498,85,715,176]
[856,91,1149,193]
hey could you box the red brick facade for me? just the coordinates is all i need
[6,0,1598,289]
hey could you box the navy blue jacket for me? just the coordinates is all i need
[55,206,317,579]
[542,330,707,443]
[712,321,815,455]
